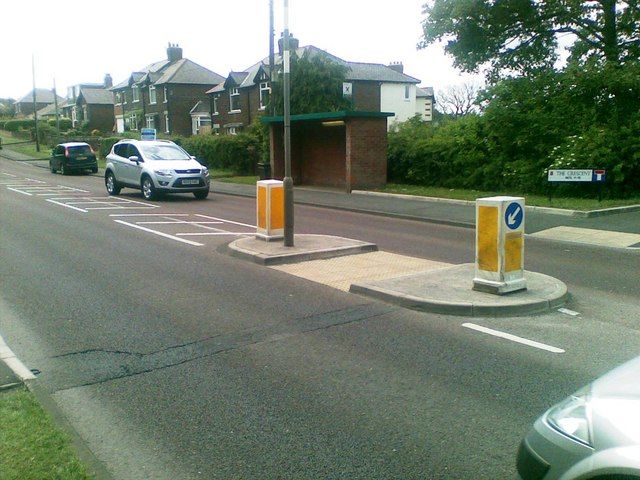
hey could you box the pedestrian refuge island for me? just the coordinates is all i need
[256,180,284,241]
[473,196,526,295]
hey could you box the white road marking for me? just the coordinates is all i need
[45,198,88,212]
[0,172,18,177]
[462,323,565,354]
[558,308,580,316]
[176,232,253,236]
[7,187,32,196]
[113,220,204,246]
[109,213,189,217]
[0,334,36,381]
[196,214,255,229]
[137,221,224,225]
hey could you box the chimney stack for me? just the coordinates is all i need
[388,61,404,74]
[278,33,299,55]
[104,73,113,88]
[167,43,183,62]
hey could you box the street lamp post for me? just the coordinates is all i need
[283,0,294,246]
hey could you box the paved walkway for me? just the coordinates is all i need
[211,181,640,238]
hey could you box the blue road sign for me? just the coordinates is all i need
[592,169,606,182]
[141,128,156,141]
[505,202,523,230]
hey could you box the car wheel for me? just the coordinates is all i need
[50,162,56,174]
[193,190,209,200]
[91,167,98,174]
[141,176,157,200]
[60,163,66,175]
[105,171,121,195]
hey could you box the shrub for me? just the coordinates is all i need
[47,118,73,131]
[181,133,260,174]
[99,137,121,159]
[3,119,35,132]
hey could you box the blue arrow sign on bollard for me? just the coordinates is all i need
[505,202,523,230]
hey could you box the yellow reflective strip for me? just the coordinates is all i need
[270,185,284,230]
[477,206,498,272]
[257,185,266,229]
[504,232,523,272]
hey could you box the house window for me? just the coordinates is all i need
[404,85,410,100]
[115,92,122,105]
[146,115,155,129]
[163,86,169,103]
[164,112,170,133]
[228,126,238,135]
[259,82,270,110]
[149,86,157,104]
[212,95,219,115]
[128,113,137,131]
[132,86,139,103]
[229,88,240,112]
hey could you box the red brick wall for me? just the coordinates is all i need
[346,118,387,191]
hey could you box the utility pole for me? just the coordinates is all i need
[53,78,60,143]
[283,0,294,246]
[269,0,275,116]
[32,54,40,152]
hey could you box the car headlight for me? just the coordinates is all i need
[154,169,173,177]
[202,167,209,178]
[547,392,593,447]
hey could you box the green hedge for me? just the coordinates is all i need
[180,133,260,174]
[3,119,35,132]
[48,118,73,131]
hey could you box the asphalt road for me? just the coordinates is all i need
[1,158,639,479]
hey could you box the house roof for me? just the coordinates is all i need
[209,44,421,96]
[15,88,64,104]
[154,59,225,86]
[417,87,435,98]
[189,100,210,115]
[35,103,58,117]
[78,87,114,105]
[111,59,170,90]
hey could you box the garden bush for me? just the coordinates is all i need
[181,133,260,174]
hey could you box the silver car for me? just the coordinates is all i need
[517,355,640,480]
[105,139,210,200]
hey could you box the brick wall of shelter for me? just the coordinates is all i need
[346,117,387,191]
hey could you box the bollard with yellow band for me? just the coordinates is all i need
[256,179,284,241]
[473,196,526,295]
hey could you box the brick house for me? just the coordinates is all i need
[206,40,433,135]
[62,75,115,132]
[111,44,224,136]
[14,89,64,117]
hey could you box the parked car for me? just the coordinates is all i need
[50,142,98,175]
[104,139,210,200]
[517,355,640,480]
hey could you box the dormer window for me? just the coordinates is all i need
[149,85,157,104]
[229,88,240,112]
[132,85,140,103]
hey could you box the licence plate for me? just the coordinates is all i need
[182,179,199,185]
[77,156,87,160]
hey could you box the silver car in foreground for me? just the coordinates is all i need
[517,355,640,480]
[105,139,210,200]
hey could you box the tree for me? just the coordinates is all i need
[270,51,351,115]
[436,82,481,117]
[419,0,640,78]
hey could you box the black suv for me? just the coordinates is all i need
[50,142,99,175]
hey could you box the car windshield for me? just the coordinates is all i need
[139,144,191,161]
[67,145,92,155]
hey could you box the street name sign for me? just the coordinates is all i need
[548,169,606,182]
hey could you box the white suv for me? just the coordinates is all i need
[104,139,210,200]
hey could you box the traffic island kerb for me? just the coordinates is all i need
[228,234,378,266]
[350,263,568,317]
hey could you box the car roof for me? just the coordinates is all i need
[58,142,91,147]
[116,139,176,146]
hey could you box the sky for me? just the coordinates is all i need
[0,0,481,101]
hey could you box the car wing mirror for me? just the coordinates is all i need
[128,155,141,163]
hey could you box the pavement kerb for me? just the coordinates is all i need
[25,379,115,480]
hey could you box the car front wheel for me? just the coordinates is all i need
[59,163,67,175]
[105,171,121,195]
[193,190,209,200]
[141,176,157,200]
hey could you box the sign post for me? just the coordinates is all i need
[473,196,526,295]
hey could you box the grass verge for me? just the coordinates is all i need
[216,175,259,185]
[0,131,50,160]
[379,183,640,211]
[0,386,92,480]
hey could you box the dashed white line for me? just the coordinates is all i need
[45,198,88,212]
[7,187,32,196]
[462,323,565,354]
[558,308,580,316]
[196,214,255,229]
[113,220,204,246]
[176,232,253,236]
[109,213,189,217]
